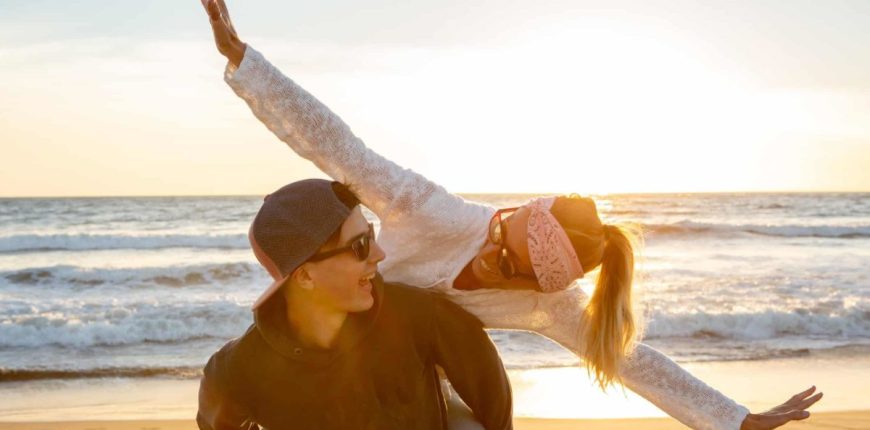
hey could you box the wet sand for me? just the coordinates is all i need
[0,411,867,430]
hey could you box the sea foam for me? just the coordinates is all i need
[0,233,249,253]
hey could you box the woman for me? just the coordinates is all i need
[200,1,822,429]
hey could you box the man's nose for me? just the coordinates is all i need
[369,239,387,264]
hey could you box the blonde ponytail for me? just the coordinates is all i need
[580,223,643,390]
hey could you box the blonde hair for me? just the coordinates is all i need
[551,196,643,390]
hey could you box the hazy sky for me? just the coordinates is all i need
[1,0,869,196]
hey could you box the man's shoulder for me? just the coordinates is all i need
[382,281,434,298]
[380,281,480,326]
[205,323,263,374]
[381,281,439,311]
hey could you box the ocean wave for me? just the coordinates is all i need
[646,221,870,239]
[0,301,252,348]
[0,366,201,383]
[0,233,249,253]
[1,263,263,289]
[3,296,868,349]
[644,306,870,340]
[643,339,870,363]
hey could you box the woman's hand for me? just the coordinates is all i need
[200,0,246,67]
[740,386,823,429]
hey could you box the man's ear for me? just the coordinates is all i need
[292,264,316,291]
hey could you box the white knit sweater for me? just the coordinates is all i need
[224,46,751,430]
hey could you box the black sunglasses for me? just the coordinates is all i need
[308,223,375,262]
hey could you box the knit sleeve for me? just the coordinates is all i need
[224,46,476,227]
[619,343,750,430]
[441,287,750,430]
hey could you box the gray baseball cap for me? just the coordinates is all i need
[248,179,359,309]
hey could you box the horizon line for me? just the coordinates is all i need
[1,189,869,199]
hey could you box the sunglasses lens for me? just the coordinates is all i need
[351,235,369,261]
[490,219,502,244]
[497,248,514,279]
[352,225,375,261]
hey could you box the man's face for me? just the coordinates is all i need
[304,206,385,313]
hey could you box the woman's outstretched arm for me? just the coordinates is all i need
[621,344,822,430]
[200,0,485,230]
[441,286,748,429]
[440,286,820,430]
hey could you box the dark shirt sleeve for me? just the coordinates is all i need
[197,353,259,430]
[431,296,514,430]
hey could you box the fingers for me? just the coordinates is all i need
[205,0,221,21]
[786,385,816,405]
[216,0,230,20]
[795,392,824,411]
[215,0,237,34]
[790,410,811,420]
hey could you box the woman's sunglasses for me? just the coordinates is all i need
[308,223,375,262]
[488,208,536,281]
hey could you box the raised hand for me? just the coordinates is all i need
[200,0,246,67]
[740,386,823,429]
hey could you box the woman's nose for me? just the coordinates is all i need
[477,241,496,259]
[477,242,502,271]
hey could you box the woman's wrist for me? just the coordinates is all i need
[227,41,247,68]
[740,414,752,430]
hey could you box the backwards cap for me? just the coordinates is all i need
[249,179,358,309]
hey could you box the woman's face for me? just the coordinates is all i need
[470,207,541,290]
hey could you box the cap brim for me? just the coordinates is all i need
[249,221,292,311]
[251,273,290,310]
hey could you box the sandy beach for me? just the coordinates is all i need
[0,411,867,430]
[515,411,870,429]
[1,355,869,429]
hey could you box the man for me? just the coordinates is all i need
[197,179,513,429]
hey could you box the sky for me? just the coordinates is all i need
[1,0,869,196]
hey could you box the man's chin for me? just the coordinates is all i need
[353,295,375,312]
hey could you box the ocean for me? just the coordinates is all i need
[1,193,868,383]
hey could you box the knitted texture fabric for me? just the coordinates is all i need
[224,46,751,430]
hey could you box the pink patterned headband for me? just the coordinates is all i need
[525,197,584,292]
